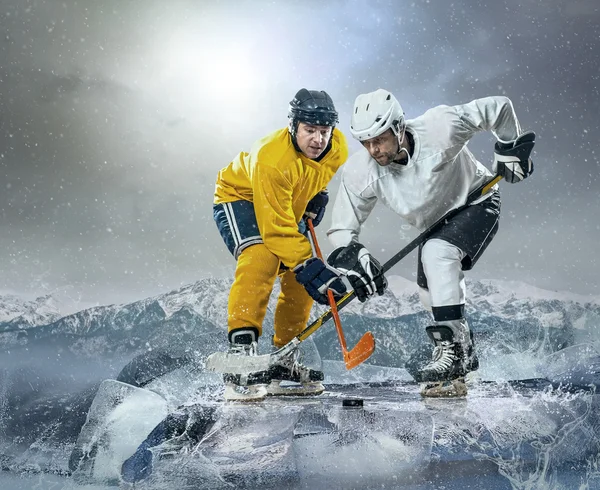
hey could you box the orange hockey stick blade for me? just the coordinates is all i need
[344,331,376,370]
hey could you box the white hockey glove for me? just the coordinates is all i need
[493,130,536,183]
[327,242,387,302]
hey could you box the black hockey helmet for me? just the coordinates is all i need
[288,88,339,138]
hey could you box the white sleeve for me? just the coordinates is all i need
[454,96,522,144]
[327,173,377,249]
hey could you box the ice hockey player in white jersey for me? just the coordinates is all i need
[326,89,535,397]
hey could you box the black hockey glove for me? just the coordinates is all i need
[493,130,535,183]
[294,257,347,305]
[327,242,387,302]
[304,191,329,227]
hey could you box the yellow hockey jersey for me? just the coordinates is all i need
[214,127,348,268]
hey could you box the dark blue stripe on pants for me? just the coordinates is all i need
[213,201,262,259]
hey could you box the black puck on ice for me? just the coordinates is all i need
[342,398,363,407]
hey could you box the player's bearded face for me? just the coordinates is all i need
[361,129,400,166]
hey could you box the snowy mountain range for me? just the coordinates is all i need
[1,276,599,369]
[0,293,63,330]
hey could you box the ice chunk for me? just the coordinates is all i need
[69,380,168,485]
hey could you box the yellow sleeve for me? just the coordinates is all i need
[252,164,311,269]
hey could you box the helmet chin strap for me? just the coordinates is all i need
[289,121,302,152]
[391,123,411,166]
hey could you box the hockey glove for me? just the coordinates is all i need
[304,191,329,227]
[327,242,387,302]
[493,130,536,183]
[294,257,347,305]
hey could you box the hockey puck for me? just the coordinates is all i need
[342,398,363,407]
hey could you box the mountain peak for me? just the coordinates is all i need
[471,279,599,306]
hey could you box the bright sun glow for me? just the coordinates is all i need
[159,31,262,118]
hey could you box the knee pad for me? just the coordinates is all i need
[421,239,466,308]
[421,239,464,267]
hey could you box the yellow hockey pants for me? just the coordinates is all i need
[227,244,313,347]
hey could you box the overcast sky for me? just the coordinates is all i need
[1,0,598,308]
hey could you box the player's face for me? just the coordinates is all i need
[361,129,399,166]
[296,122,333,159]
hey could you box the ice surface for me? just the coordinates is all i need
[103,375,600,490]
[294,407,433,484]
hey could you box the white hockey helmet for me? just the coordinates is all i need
[350,89,404,141]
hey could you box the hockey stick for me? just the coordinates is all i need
[307,218,376,370]
[206,173,502,375]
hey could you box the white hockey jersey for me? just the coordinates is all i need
[327,96,523,248]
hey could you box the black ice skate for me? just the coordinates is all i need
[415,325,479,398]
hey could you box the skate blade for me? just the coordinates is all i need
[224,384,268,402]
[420,378,467,398]
[267,380,325,397]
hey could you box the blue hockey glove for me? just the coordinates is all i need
[304,191,329,227]
[328,242,387,302]
[493,131,535,183]
[294,257,346,305]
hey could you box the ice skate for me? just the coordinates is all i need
[266,348,325,397]
[415,324,478,398]
[223,329,269,402]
